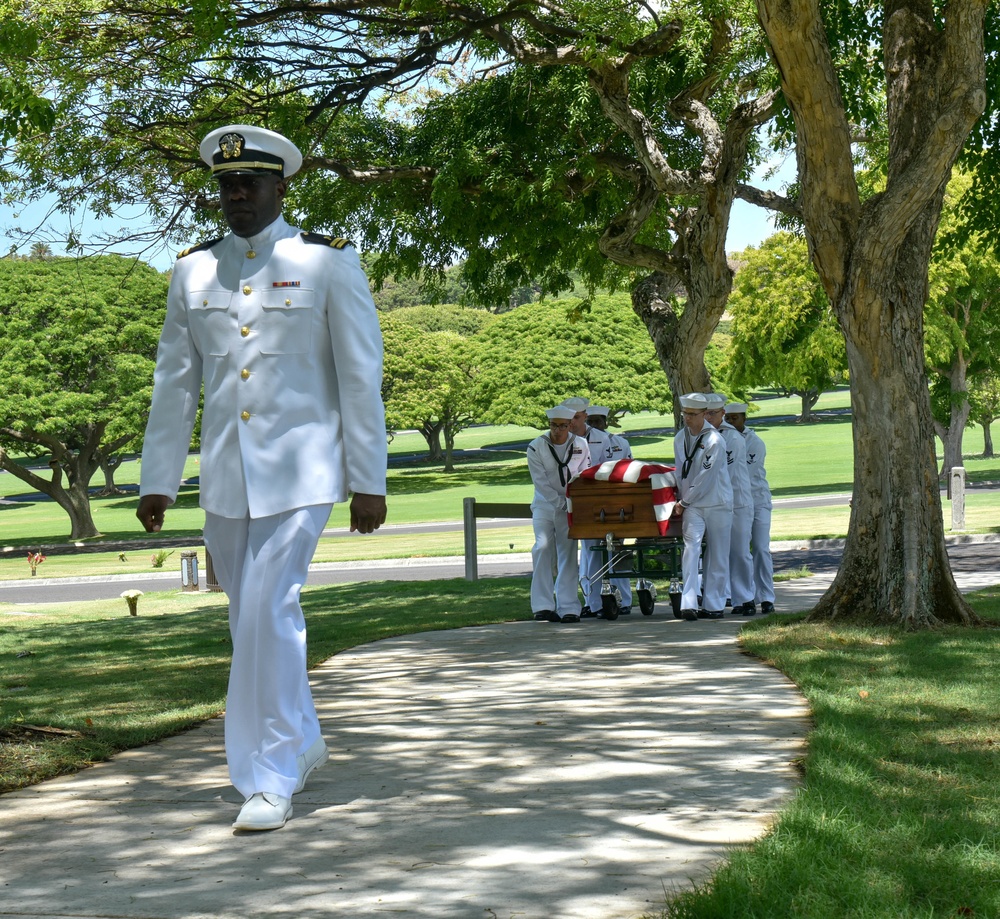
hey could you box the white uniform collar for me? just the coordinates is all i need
[229,213,294,256]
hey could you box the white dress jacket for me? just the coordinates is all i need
[139,215,387,519]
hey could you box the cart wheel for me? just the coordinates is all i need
[670,592,683,619]
[601,593,620,620]
[637,589,655,616]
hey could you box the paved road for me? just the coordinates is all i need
[2,537,998,607]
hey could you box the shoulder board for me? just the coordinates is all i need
[177,237,223,259]
[300,232,354,250]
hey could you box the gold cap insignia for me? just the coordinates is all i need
[219,132,245,160]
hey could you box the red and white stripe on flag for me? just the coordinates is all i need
[566,460,677,536]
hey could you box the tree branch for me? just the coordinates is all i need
[305,158,437,184]
[756,0,861,298]
[589,62,699,196]
[735,184,802,220]
[597,174,683,277]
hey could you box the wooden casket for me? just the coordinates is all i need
[567,477,681,540]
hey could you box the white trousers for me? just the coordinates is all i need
[728,505,755,607]
[580,539,633,610]
[680,504,731,612]
[751,504,775,603]
[531,510,580,617]
[203,504,331,799]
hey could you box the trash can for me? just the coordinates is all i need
[180,551,199,591]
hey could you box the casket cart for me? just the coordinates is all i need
[567,470,684,620]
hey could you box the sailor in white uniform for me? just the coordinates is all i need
[137,125,387,831]
[671,393,732,620]
[563,397,614,616]
[726,403,775,614]
[589,406,633,463]
[586,406,634,612]
[527,405,591,622]
[705,394,755,615]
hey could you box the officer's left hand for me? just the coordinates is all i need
[350,493,387,534]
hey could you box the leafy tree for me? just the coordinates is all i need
[364,260,472,311]
[968,371,1000,457]
[725,232,847,421]
[312,9,788,415]
[0,12,55,143]
[471,293,673,427]
[756,0,993,626]
[0,255,168,538]
[389,303,497,337]
[1,0,791,418]
[380,316,481,470]
[924,172,1000,478]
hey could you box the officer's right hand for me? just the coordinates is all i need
[136,494,171,533]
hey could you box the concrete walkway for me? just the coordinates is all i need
[4,576,822,919]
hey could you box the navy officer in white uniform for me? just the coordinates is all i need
[137,125,388,831]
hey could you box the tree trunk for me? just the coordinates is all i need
[443,425,456,473]
[0,426,130,540]
[757,0,988,628]
[587,54,772,425]
[56,428,107,539]
[939,400,971,481]
[631,273,714,426]
[0,453,103,540]
[57,476,102,540]
[797,389,820,423]
[419,420,444,462]
[931,329,972,480]
[818,222,975,625]
[983,419,995,457]
[96,453,128,496]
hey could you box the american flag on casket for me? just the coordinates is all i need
[566,460,678,538]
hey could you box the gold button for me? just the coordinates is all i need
[246,250,256,259]
[285,298,292,305]
[241,326,250,337]
[240,411,251,422]
[242,285,252,295]
[241,369,250,380]
[202,299,208,306]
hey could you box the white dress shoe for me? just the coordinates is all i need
[294,736,329,794]
[233,792,292,831]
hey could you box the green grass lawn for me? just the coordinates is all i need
[661,588,1000,919]
[2,388,998,580]
[5,487,1000,584]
